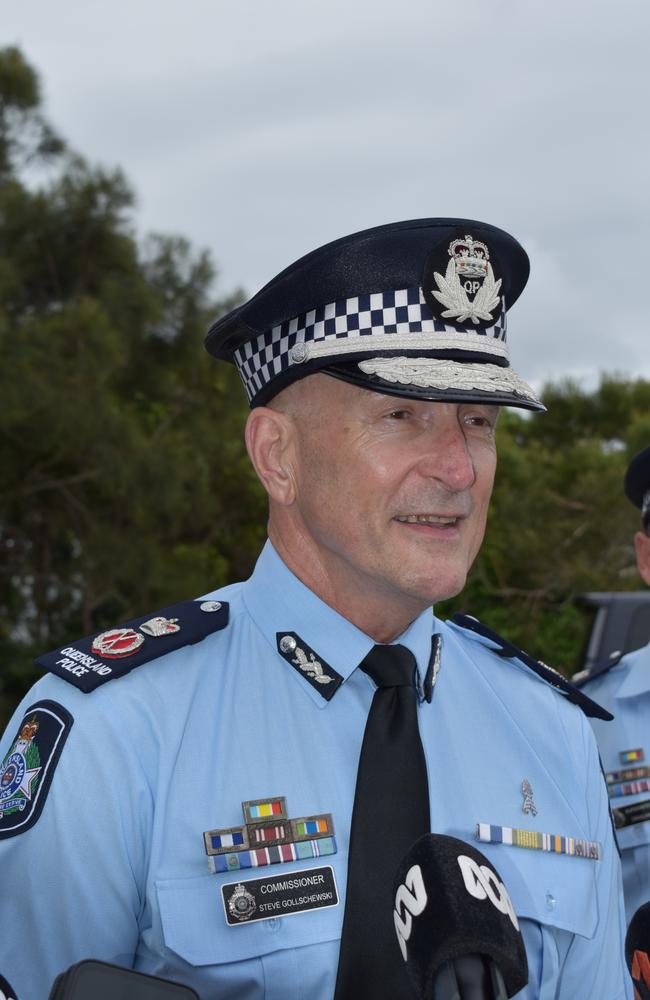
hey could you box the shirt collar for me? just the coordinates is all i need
[613,644,650,699]
[242,541,437,705]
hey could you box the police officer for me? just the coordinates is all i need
[576,445,650,927]
[0,219,630,999]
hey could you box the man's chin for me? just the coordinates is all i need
[404,570,469,608]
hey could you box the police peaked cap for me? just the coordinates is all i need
[205,218,543,411]
[624,445,650,525]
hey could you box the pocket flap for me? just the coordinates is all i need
[473,842,599,939]
[157,858,346,967]
[615,815,650,853]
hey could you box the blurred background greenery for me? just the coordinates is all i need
[1,47,648,728]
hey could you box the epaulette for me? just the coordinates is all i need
[572,650,625,689]
[36,598,229,693]
[451,613,613,722]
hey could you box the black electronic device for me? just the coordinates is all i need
[48,960,199,1000]
[393,833,528,999]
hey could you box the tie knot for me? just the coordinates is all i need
[360,644,417,689]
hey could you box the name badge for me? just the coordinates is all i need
[613,799,650,829]
[221,865,339,926]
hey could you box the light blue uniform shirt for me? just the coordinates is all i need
[581,641,650,926]
[0,542,630,999]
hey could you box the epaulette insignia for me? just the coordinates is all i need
[276,632,343,700]
[572,650,625,689]
[451,613,613,722]
[36,599,229,693]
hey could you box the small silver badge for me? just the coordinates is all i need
[521,779,538,816]
[290,343,308,364]
[292,646,333,685]
[200,601,222,613]
[139,616,180,637]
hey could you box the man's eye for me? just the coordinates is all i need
[466,414,495,430]
[387,409,410,420]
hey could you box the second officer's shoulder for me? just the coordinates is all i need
[571,650,626,691]
[444,613,612,721]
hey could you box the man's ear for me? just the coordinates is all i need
[245,407,297,505]
[635,530,650,587]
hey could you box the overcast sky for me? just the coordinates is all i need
[4,0,650,392]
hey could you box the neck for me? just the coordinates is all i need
[268,520,428,644]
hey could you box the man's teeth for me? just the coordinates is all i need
[395,515,457,524]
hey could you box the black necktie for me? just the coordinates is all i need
[334,644,430,999]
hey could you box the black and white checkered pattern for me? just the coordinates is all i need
[234,285,508,402]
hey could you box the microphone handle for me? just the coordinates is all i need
[431,955,508,1000]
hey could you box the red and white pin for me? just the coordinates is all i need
[91,628,144,659]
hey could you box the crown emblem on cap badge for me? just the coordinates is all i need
[431,234,502,325]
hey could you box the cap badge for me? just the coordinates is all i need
[521,779,538,816]
[431,235,502,325]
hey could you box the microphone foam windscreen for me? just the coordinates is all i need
[625,901,650,998]
[0,974,17,1000]
[393,833,528,999]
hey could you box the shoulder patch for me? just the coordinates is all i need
[451,613,613,722]
[572,651,625,689]
[0,700,73,839]
[36,599,229,693]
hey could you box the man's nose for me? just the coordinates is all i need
[416,423,476,492]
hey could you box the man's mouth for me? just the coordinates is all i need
[393,514,460,526]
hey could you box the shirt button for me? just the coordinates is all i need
[545,892,556,911]
[265,917,280,932]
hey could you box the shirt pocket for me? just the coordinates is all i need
[612,808,650,854]
[475,839,598,939]
[156,853,347,968]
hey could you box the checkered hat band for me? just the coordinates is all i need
[234,286,508,402]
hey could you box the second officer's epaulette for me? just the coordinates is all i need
[451,613,613,721]
[572,650,625,689]
[35,599,229,693]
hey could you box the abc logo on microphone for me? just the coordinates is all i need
[392,833,528,999]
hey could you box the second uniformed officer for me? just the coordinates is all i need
[577,445,650,927]
[0,219,630,999]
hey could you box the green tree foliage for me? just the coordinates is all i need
[0,48,264,726]
[438,378,650,671]
[1,48,648,729]
[0,46,64,179]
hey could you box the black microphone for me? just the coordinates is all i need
[625,901,650,1000]
[0,974,18,1000]
[393,833,528,999]
[48,960,199,999]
